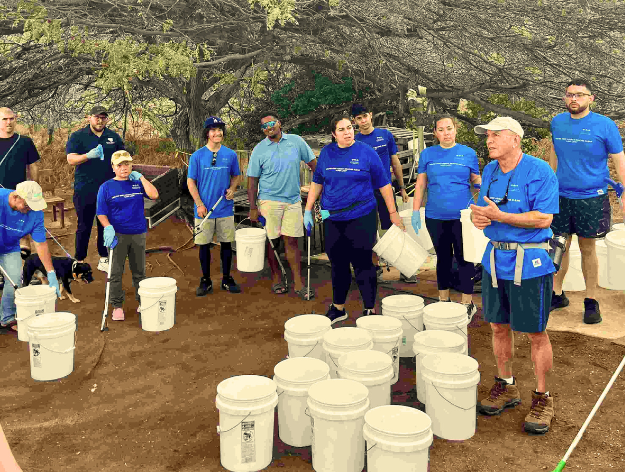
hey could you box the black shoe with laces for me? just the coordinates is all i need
[222,276,241,293]
[361,309,376,317]
[583,298,601,324]
[550,291,569,312]
[325,304,348,325]
[196,277,212,297]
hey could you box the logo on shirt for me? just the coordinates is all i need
[105,137,115,145]
[132,184,140,190]
[376,136,384,142]
[350,159,359,165]
[597,189,604,195]
[532,258,542,268]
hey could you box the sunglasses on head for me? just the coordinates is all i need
[261,120,278,130]
[212,152,218,166]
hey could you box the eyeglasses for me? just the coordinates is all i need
[212,152,218,166]
[93,115,108,121]
[261,120,277,130]
[564,93,591,99]
[486,164,514,206]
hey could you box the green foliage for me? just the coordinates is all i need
[155,139,177,154]
[249,0,297,29]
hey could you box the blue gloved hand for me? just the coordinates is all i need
[304,210,314,235]
[103,225,116,247]
[320,209,330,220]
[411,210,421,234]
[605,177,624,198]
[47,271,61,298]
[129,171,143,181]
[86,144,104,160]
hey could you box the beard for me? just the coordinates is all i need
[566,102,589,115]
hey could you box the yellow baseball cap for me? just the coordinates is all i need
[111,150,133,166]
[15,181,47,211]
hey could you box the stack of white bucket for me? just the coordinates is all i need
[600,226,625,290]
[563,235,586,291]
[381,294,424,357]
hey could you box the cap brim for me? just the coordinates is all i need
[113,158,132,165]
[27,199,47,211]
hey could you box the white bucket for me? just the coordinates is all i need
[423,302,470,355]
[138,277,177,331]
[398,208,434,251]
[15,285,57,342]
[395,196,414,213]
[612,223,625,232]
[273,357,330,447]
[460,208,490,264]
[337,350,394,410]
[284,314,332,361]
[27,312,76,381]
[235,228,267,272]
[307,379,370,472]
[216,375,279,471]
[322,327,374,379]
[373,224,428,278]
[413,330,466,404]
[421,353,480,440]
[562,235,585,292]
[605,230,625,289]
[381,294,425,358]
[596,239,623,290]
[363,405,433,472]
[356,315,403,384]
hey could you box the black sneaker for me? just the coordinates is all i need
[361,309,376,317]
[196,277,212,297]
[221,276,241,294]
[325,304,348,325]
[550,291,569,312]
[583,298,601,324]
[465,302,477,320]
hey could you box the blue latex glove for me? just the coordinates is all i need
[304,210,314,235]
[411,210,421,234]
[320,209,330,220]
[86,144,104,160]
[258,215,267,227]
[103,225,116,247]
[605,177,624,198]
[129,171,143,181]
[47,271,61,297]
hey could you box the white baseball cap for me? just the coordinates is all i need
[15,181,47,211]
[111,150,133,166]
[474,116,524,139]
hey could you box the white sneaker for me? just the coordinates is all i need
[97,257,109,273]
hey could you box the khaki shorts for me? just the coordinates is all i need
[194,216,236,245]
[258,200,304,239]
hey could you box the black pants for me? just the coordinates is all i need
[425,217,474,294]
[324,207,377,309]
[73,190,107,261]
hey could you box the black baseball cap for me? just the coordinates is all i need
[90,106,108,116]
[351,103,369,117]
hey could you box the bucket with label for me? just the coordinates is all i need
[273,357,330,447]
[421,353,480,440]
[138,277,177,332]
[423,302,471,355]
[398,208,434,251]
[27,312,76,381]
[235,227,267,272]
[373,224,428,278]
[605,230,625,289]
[356,315,403,384]
[381,295,424,358]
[363,405,433,472]
[15,285,57,342]
[413,330,466,404]
[562,235,585,292]
[216,375,279,471]
[284,314,332,361]
[460,208,490,263]
[322,327,373,379]
[337,350,393,410]
[307,378,370,472]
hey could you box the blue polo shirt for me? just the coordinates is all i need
[247,133,316,204]
[0,189,46,254]
[312,141,390,221]
[66,125,125,192]
[96,179,148,234]
[476,155,559,280]
[188,145,241,219]
[354,128,398,181]
[551,111,623,199]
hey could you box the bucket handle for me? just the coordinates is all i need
[366,442,377,452]
[301,341,320,358]
[304,407,311,418]
[216,412,251,435]
[465,191,481,210]
[386,338,401,355]
[30,331,77,354]
[235,217,264,231]
[138,293,166,313]
[430,383,476,411]
[402,315,423,333]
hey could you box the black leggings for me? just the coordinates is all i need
[425,217,474,294]
[324,208,377,309]
[199,242,233,279]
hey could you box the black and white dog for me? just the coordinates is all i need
[22,254,94,303]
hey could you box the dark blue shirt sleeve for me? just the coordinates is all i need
[387,130,398,156]
[66,131,82,154]
[368,145,391,189]
[25,138,40,165]
[31,212,46,243]
[312,148,328,185]
[96,183,109,217]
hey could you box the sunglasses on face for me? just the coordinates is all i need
[212,152,218,166]
[261,120,278,130]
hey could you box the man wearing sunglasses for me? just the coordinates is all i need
[548,78,625,324]
[470,117,559,435]
[247,112,317,299]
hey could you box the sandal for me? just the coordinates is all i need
[271,282,288,294]
[295,287,315,301]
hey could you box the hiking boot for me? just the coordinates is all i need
[112,308,124,321]
[583,298,601,324]
[477,377,522,415]
[465,302,477,321]
[400,273,418,284]
[221,276,241,293]
[196,277,212,297]
[97,257,109,273]
[524,391,554,434]
[325,304,348,325]
[361,309,376,317]
[550,291,569,312]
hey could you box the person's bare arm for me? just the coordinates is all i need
[187,178,207,218]
[27,161,39,182]
[304,182,323,211]
[0,424,22,472]
[97,215,111,227]
[470,198,553,229]
[379,183,405,230]
[247,176,260,221]
[609,150,625,185]
[227,175,241,199]
[33,240,54,273]
[411,173,428,211]
[390,153,409,203]
[548,144,558,172]
[306,159,317,173]
[67,153,89,166]
[140,176,159,200]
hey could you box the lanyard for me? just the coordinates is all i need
[0,134,21,170]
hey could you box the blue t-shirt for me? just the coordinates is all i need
[312,141,390,221]
[247,133,316,204]
[418,144,479,220]
[477,155,559,280]
[66,125,125,192]
[551,111,623,199]
[354,128,398,181]
[0,189,46,254]
[96,179,148,234]
[188,146,241,219]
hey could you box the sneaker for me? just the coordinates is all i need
[524,391,554,434]
[97,257,109,273]
[196,277,212,297]
[222,276,241,293]
[583,298,602,324]
[550,291,569,312]
[477,377,522,415]
[111,308,124,321]
[325,304,348,325]
[465,302,477,321]
[376,266,391,284]
[400,273,418,284]
[361,309,376,317]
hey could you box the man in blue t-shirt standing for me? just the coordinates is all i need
[187,117,242,296]
[67,105,125,273]
[549,79,625,324]
[470,117,559,435]
[247,112,317,299]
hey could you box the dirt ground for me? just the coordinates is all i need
[1,213,625,472]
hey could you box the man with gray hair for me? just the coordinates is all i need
[470,117,559,434]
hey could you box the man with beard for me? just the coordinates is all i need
[549,79,625,324]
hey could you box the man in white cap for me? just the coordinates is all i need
[470,117,559,434]
[0,181,60,332]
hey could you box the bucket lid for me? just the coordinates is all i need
[15,285,56,298]
[421,352,478,376]
[338,350,392,373]
[284,314,332,335]
[308,379,369,406]
[381,294,424,309]
[460,208,472,219]
[605,229,625,246]
[413,330,465,349]
[423,301,467,322]
[235,227,266,237]
[217,375,276,401]
[323,327,372,348]
[364,405,431,436]
[138,277,177,289]
[274,357,330,384]
[28,312,76,329]
[356,315,402,332]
